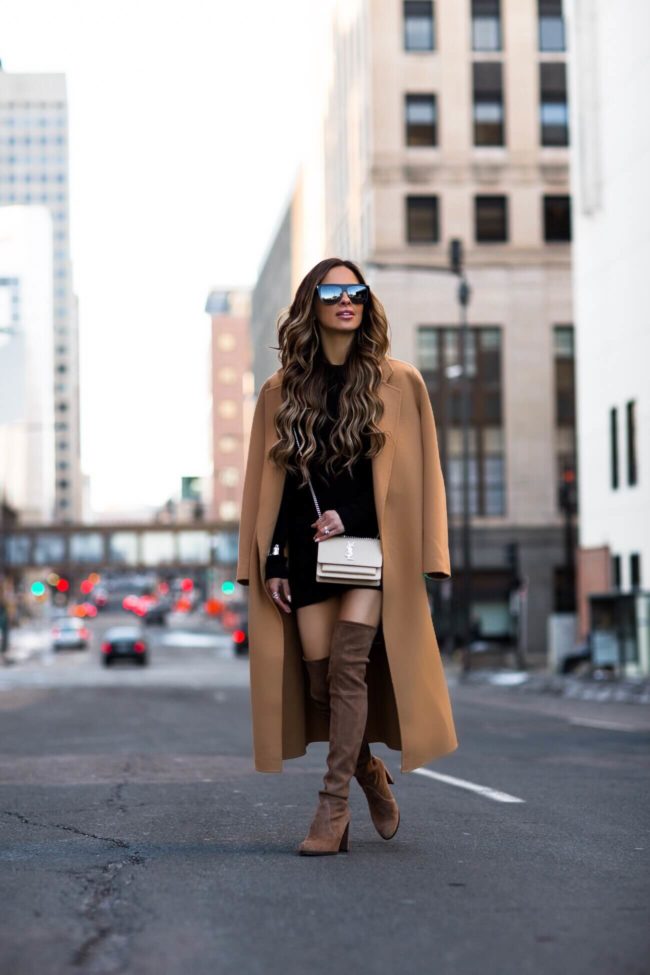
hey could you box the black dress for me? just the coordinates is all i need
[264,360,381,610]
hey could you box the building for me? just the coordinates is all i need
[205,289,253,522]
[0,206,55,522]
[0,67,81,522]
[567,1,650,670]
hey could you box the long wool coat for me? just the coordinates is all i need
[236,356,458,772]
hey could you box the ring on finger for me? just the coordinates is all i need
[271,592,280,599]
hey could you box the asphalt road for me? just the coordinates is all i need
[1,612,648,975]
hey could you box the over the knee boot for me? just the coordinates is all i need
[299,620,376,856]
[303,651,399,841]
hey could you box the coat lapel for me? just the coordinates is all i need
[255,359,401,571]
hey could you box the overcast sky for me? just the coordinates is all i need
[2,0,332,513]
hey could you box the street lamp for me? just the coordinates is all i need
[367,241,473,655]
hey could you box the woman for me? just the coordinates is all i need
[237,257,457,856]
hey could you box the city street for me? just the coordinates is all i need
[0,613,648,975]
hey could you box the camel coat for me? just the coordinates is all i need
[236,356,458,772]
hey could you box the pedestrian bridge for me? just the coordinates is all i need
[0,521,240,572]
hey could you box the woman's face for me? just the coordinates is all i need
[314,265,365,335]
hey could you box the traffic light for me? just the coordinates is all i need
[221,580,235,596]
[30,581,46,597]
[449,238,464,275]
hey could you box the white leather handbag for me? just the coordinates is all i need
[293,429,383,586]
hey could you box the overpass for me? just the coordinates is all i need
[0,520,240,574]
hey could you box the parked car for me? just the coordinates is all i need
[101,626,149,667]
[143,599,171,626]
[52,618,90,652]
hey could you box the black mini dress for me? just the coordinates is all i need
[264,360,382,610]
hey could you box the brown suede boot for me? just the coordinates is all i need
[303,655,398,839]
[354,755,400,840]
[299,620,376,856]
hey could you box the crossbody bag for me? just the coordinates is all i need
[293,430,383,586]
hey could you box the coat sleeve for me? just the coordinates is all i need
[414,368,451,579]
[236,384,268,587]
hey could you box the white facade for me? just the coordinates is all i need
[567,0,650,591]
[0,206,55,521]
[0,70,81,522]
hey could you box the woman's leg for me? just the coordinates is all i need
[295,596,340,661]
[338,587,382,627]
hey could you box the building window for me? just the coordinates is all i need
[543,195,571,241]
[554,326,576,510]
[538,0,565,52]
[406,195,439,243]
[57,479,70,489]
[217,366,238,384]
[540,63,569,146]
[217,399,238,419]
[218,435,238,453]
[610,407,619,490]
[218,467,240,487]
[626,400,638,486]
[219,500,238,521]
[612,555,621,590]
[473,63,504,146]
[472,0,501,51]
[404,1,434,51]
[630,553,641,590]
[475,195,508,242]
[215,332,236,351]
[405,94,437,146]
[417,326,505,516]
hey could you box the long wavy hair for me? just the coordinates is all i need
[268,257,390,485]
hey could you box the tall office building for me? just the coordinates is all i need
[319,0,573,657]
[0,206,55,521]
[567,0,649,668]
[0,67,81,522]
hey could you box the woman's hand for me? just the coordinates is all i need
[265,577,292,613]
[311,509,345,543]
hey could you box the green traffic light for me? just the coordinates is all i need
[221,581,235,595]
[31,581,46,597]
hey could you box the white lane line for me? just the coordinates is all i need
[413,767,525,804]
[569,717,646,733]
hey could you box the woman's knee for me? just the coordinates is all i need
[338,589,382,628]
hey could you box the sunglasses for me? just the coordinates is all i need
[315,283,370,305]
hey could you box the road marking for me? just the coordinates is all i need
[568,717,646,733]
[413,767,525,804]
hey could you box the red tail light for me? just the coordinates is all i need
[134,640,146,653]
[101,642,111,653]
[232,629,246,644]
[80,628,89,640]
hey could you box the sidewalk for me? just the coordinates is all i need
[448,664,650,706]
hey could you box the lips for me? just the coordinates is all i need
[336,311,354,319]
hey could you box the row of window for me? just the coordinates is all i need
[1,116,65,127]
[1,101,66,111]
[610,402,638,490]
[417,324,575,516]
[0,193,66,204]
[405,62,568,149]
[0,156,67,166]
[1,136,66,145]
[406,193,571,244]
[404,0,565,53]
[0,171,66,181]
[612,553,643,591]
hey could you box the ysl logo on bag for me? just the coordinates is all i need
[345,541,355,560]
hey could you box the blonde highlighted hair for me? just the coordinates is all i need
[268,257,390,484]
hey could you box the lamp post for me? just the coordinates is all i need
[367,242,473,656]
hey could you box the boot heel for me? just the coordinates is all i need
[386,767,395,785]
[338,822,350,853]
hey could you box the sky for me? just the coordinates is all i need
[1,0,333,513]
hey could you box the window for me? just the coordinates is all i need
[630,553,641,590]
[218,468,240,487]
[406,195,439,243]
[475,195,508,242]
[540,63,569,146]
[405,94,437,146]
[554,326,576,510]
[473,63,504,146]
[472,0,501,51]
[610,407,619,490]
[626,400,638,486]
[538,0,565,52]
[612,555,621,590]
[219,500,238,521]
[216,332,236,351]
[417,326,505,516]
[543,195,571,241]
[404,1,434,51]
[217,399,238,419]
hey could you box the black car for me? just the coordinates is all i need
[101,626,149,667]
[143,599,171,626]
